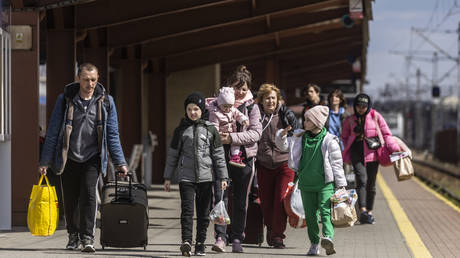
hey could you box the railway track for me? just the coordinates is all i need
[412,159,460,205]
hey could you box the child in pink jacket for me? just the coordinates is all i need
[209,87,249,167]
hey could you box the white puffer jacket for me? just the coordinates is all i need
[275,129,347,188]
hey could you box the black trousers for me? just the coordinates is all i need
[350,140,379,210]
[61,156,100,239]
[179,181,213,243]
[214,153,254,242]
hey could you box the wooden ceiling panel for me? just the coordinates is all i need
[137,7,349,57]
[76,0,228,29]
[280,45,362,71]
[162,25,362,72]
[107,1,252,47]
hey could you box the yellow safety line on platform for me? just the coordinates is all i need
[377,173,432,258]
[413,177,460,213]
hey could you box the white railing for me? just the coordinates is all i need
[0,28,11,142]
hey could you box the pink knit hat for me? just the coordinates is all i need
[304,106,329,129]
[217,87,235,106]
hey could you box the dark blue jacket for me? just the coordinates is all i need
[40,82,127,176]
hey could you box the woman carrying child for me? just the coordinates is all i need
[208,87,250,168]
[163,92,228,257]
[275,105,347,256]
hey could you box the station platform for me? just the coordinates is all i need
[1,165,459,258]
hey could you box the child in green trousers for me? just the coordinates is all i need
[275,105,347,256]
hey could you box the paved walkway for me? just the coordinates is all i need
[1,165,458,257]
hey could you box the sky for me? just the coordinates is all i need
[366,0,460,101]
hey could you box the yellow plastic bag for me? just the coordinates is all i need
[27,174,59,236]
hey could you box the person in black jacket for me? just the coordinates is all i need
[256,83,299,248]
[300,83,325,127]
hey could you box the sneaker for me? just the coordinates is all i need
[307,243,320,256]
[321,237,336,255]
[228,154,246,168]
[273,237,286,249]
[81,237,95,253]
[66,233,80,250]
[194,242,206,256]
[359,211,368,224]
[212,237,226,252]
[232,239,243,253]
[180,241,192,257]
[366,213,376,224]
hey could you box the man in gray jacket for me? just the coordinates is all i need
[39,63,128,253]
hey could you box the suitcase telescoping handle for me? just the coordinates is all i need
[115,171,133,202]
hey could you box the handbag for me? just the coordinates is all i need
[27,174,59,236]
[393,156,414,181]
[371,112,394,166]
[349,116,382,150]
[364,136,381,150]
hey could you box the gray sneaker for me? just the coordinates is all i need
[66,233,80,250]
[307,243,320,256]
[180,241,192,257]
[81,237,96,253]
[321,237,336,255]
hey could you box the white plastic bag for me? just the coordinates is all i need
[209,200,230,225]
[283,182,306,228]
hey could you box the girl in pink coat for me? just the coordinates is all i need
[341,93,400,225]
[209,87,249,168]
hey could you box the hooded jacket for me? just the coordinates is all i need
[341,94,400,164]
[163,120,228,183]
[275,129,347,188]
[40,82,127,175]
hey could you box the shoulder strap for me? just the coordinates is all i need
[348,115,354,129]
[103,94,111,112]
[372,111,385,145]
[96,96,105,150]
[236,102,254,132]
[238,102,254,114]
[65,97,74,121]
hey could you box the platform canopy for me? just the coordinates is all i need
[12,0,372,94]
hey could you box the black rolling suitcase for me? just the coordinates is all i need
[226,184,264,246]
[100,173,148,250]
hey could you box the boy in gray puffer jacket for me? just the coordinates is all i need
[164,92,228,257]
